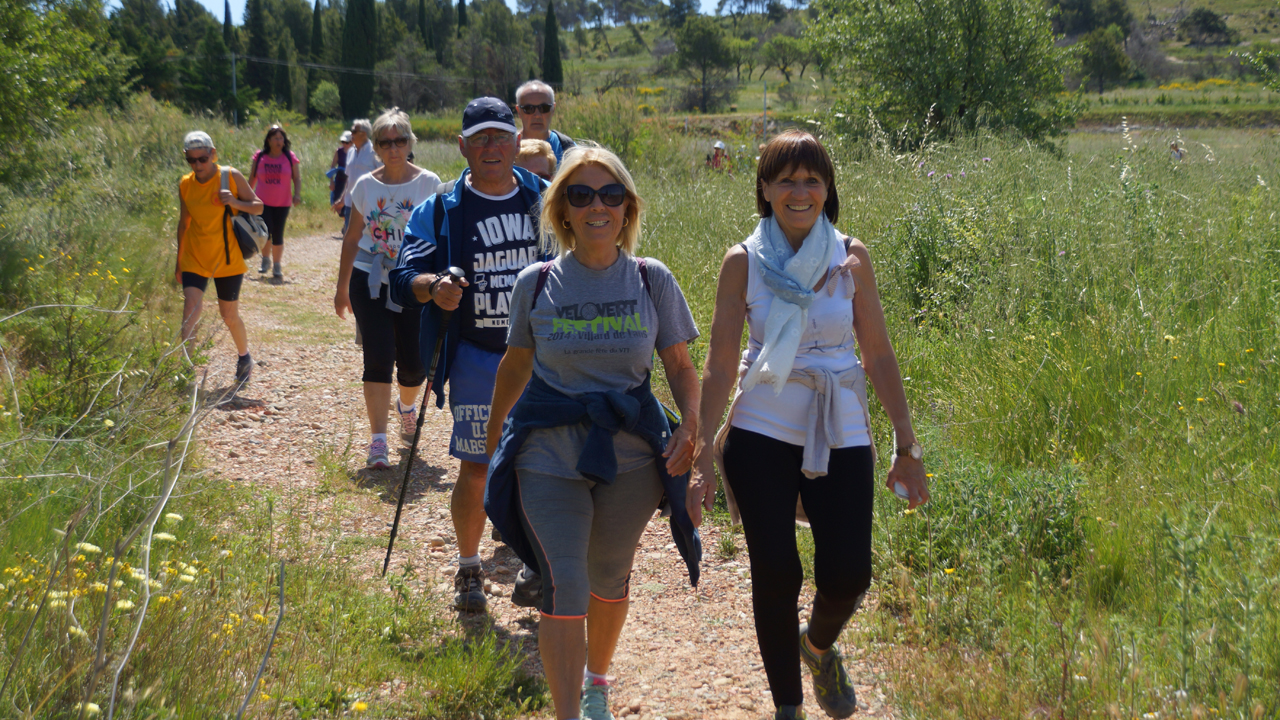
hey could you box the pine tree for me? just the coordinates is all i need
[244,0,272,96]
[274,38,293,106]
[456,0,466,37]
[340,0,376,118]
[542,1,563,86]
[434,0,455,64]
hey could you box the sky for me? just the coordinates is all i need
[143,0,721,28]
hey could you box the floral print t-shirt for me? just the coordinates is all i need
[349,169,441,277]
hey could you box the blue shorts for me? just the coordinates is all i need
[448,341,502,463]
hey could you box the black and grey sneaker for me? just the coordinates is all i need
[259,254,271,273]
[799,623,856,718]
[234,353,253,386]
[774,706,807,720]
[509,565,543,608]
[453,565,488,612]
[272,262,283,281]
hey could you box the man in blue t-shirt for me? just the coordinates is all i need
[390,97,548,613]
[514,80,575,165]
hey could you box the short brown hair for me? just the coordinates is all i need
[755,130,839,224]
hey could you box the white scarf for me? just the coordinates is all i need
[741,214,843,395]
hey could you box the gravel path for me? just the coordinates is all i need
[199,232,896,720]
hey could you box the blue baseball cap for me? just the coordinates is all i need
[462,97,518,138]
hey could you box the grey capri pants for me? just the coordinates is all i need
[516,459,665,618]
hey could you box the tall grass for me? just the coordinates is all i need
[643,124,1279,716]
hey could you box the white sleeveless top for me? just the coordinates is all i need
[729,237,871,448]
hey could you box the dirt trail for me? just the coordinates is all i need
[200,232,896,720]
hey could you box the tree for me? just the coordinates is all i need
[1179,7,1233,46]
[1080,24,1129,94]
[724,36,754,82]
[311,0,325,60]
[183,25,237,114]
[457,0,467,36]
[110,0,180,100]
[312,79,342,116]
[810,0,1079,145]
[761,35,804,82]
[1051,0,1132,36]
[340,0,376,117]
[676,15,733,112]
[543,1,564,85]
[0,0,117,149]
[418,0,429,47]
[244,0,273,95]
[664,0,694,28]
[224,0,234,47]
[273,36,294,106]
[432,0,456,64]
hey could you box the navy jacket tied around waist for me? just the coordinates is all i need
[485,373,702,588]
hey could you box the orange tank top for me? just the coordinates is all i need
[179,167,249,278]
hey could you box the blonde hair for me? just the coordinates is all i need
[516,139,556,173]
[371,107,416,149]
[540,144,643,257]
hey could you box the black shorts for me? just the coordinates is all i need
[181,272,244,302]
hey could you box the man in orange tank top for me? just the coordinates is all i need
[175,131,264,387]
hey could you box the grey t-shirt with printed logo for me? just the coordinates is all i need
[506,251,699,478]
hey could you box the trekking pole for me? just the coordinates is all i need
[383,266,465,577]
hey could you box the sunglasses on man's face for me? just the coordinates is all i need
[518,103,554,115]
[565,183,626,208]
[377,136,410,150]
[184,154,212,165]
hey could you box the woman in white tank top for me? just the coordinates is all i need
[688,131,930,720]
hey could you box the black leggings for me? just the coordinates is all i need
[348,269,426,387]
[261,204,290,246]
[181,272,244,302]
[722,427,875,708]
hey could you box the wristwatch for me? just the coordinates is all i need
[895,442,923,460]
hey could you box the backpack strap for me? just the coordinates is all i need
[553,129,576,148]
[530,259,555,310]
[432,179,457,241]
[637,256,652,297]
[220,168,232,264]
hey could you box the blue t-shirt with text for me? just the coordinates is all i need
[457,184,541,352]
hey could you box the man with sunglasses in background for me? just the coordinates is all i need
[390,97,549,613]
[514,80,575,165]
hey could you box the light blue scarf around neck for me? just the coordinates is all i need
[753,214,831,309]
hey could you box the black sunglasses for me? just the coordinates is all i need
[566,183,626,208]
[518,103,554,115]
[377,136,410,149]
[184,154,212,165]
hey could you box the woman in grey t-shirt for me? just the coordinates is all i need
[485,145,701,720]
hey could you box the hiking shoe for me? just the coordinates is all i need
[774,706,807,720]
[580,677,614,720]
[799,623,857,719]
[259,254,271,273]
[453,565,488,612]
[510,565,543,608]
[398,403,417,443]
[366,438,390,470]
[272,263,283,281]
[234,353,253,385]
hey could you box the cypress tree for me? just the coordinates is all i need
[244,0,273,96]
[274,39,293,106]
[310,0,324,60]
[223,0,233,48]
[456,0,466,37]
[340,0,376,118]
[418,0,430,48]
[434,0,454,64]
[542,1,563,86]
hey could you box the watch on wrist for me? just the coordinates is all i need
[896,442,923,460]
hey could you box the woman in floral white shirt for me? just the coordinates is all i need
[334,107,441,469]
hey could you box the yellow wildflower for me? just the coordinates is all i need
[353,702,368,712]
[75,542,102,554]
[103,419,115,428]
[944,568,955,575]
[116,600,136,610]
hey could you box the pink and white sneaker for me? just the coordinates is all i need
[366,438,391,469]
[398,403,417,443]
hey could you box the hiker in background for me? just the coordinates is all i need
[515,138,557,181]
[1170,140,1185,161]
[689,130,930,720]
[174,130,264,386]
[248,124,302,281]
[334,108,441,470]
[328,130,352,208]
[485,144,701,720]
[708,140,727,171]
[514,80,575,164]
[333,119,382,236]
[389,97,548,614]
